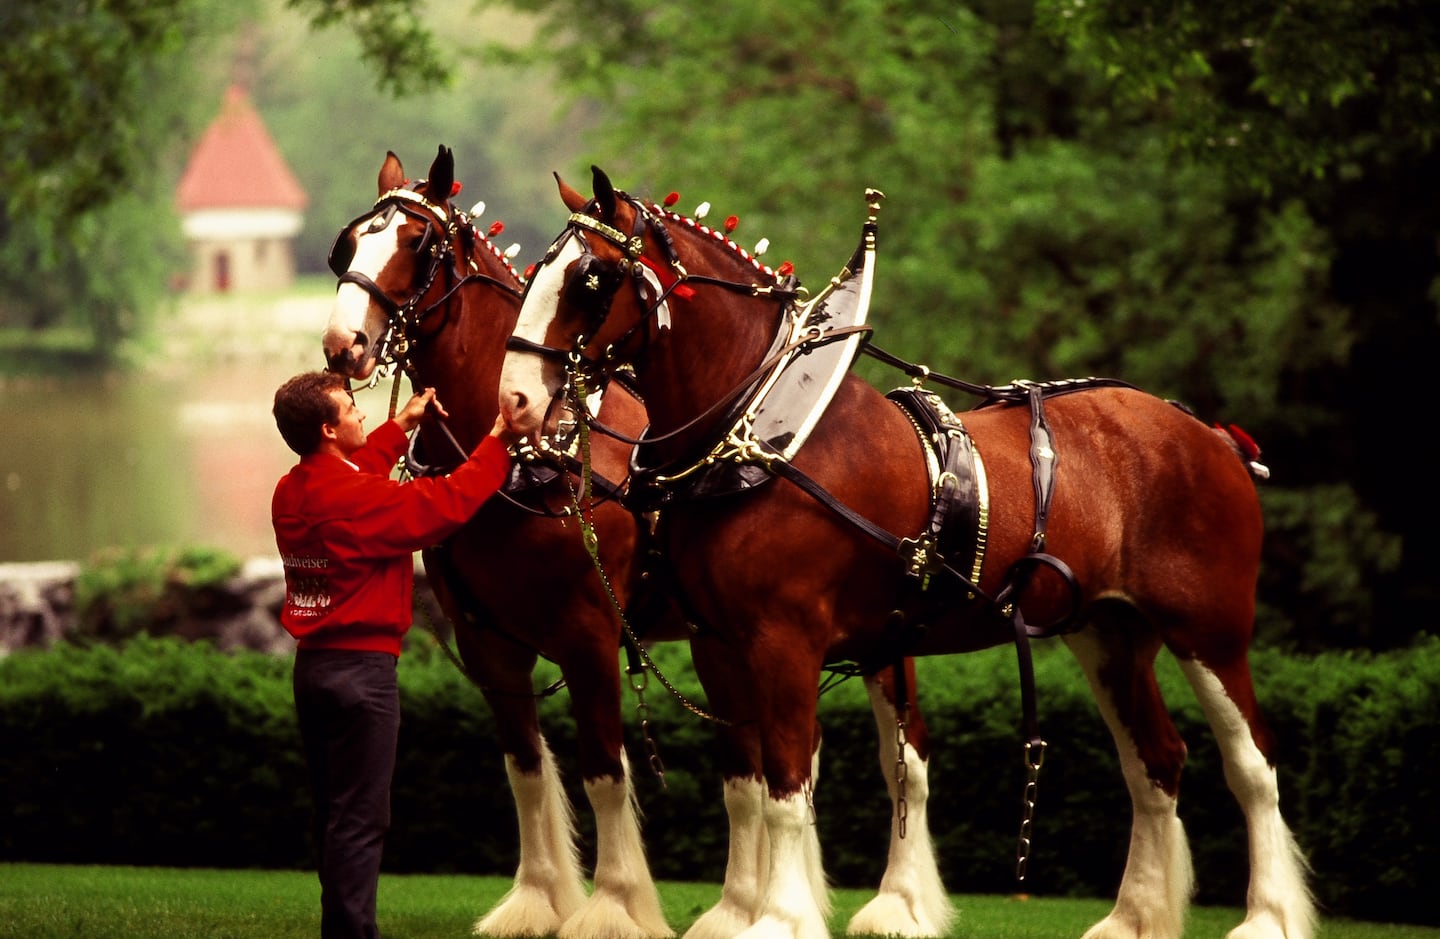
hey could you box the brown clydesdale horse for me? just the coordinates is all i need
[322,148,951,939]
[497,167,1315,939]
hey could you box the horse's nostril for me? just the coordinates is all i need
[354,331,368,351]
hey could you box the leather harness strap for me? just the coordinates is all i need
[767,385,1081,752]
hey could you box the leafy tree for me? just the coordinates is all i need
[0,0,237,353]
[285,0,450,96]
[1035,0,1440,645]
[0,0,454,358]
[255,4,581,279]
[1033,0,1440,188]
[475,0,1399,648]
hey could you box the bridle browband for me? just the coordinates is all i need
[330,183,524,381]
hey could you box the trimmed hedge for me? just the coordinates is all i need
[1,634,1435,925]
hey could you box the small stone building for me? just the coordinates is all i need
[175,85,308,293]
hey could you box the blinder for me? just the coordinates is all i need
[328,203,394,276]
[562,252,628,324]
[327,197,441,278]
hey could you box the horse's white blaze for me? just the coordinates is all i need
[474,746,586,938]
[684,778,767,939]
[847,679,952,938]
[500,238,584,435]
[1178,661,1315,939]
[566,750,673,939]
[323,214,405,379]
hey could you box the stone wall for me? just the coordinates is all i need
[0,558,297,656]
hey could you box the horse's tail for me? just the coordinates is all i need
[1213,422,1271,481]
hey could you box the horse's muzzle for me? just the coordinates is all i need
[325,334,369,377]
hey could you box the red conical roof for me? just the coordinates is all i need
[176,85,307,212]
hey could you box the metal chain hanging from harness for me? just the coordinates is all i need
[562,371,734,791]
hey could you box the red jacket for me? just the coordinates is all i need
[272,419,511,655]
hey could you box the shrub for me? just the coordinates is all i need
[1,635,1436,925]
[72,546,242,641]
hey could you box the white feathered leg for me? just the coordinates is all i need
[684,777,768,939]
[1179,661,1315,939]
[475,743,587,937]
[734,790,830,939]
[846,678,953,937]
[1066,631,1193,939]
[562,749,674,939]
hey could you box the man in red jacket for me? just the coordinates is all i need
[271,370,515,939]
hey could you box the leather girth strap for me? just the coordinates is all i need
[770,385,1081,750]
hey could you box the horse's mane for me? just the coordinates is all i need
[408,177,527,287]
[642,192,796,287]
[473,222,527,285]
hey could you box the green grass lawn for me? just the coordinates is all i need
[0,863,1434,939]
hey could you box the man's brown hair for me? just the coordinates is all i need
[273,371,350,456]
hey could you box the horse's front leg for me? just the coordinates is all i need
[450,627,587,938]
[737,652,831,939]
[680,658,768,939]
[846,664,953,937]
[559,633,672,939]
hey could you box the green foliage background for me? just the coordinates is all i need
[4,7,1435,933]
[1,637,1436,926]
[7,0,1434,651]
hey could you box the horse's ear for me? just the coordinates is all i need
[591,165,617,222]
[427,145,454,202]
[378,151,405,196]
[556,172,588,212]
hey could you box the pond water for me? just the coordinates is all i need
[0,293,403,564]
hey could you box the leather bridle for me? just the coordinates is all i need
[329,184,523,378]
[507,192,803,377]
[506,191,807,448]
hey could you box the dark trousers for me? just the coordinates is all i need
[293,650,401,939]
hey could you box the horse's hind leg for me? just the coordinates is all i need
[846,663,953,937]
[1064,620,1194,939]
[1176,656,1314,939]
